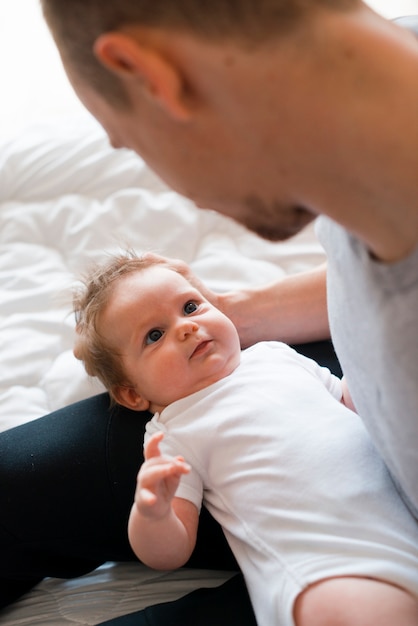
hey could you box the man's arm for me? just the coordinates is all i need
[217,264,330,348]
[128,432,199,570]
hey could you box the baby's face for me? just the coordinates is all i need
[99,266,241,413]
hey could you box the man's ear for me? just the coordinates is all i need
[113,385,150,411]
[93,32,192,121]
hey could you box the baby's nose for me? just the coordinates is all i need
[176,319,199,339]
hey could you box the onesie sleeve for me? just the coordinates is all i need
[145,418,204,512]
[314,363,343,402]
[295,351,343,402]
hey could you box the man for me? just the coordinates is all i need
[40,0,418,515]
[0,2,416,623]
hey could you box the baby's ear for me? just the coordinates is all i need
[113,385,150,411]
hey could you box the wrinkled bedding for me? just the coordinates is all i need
[0,117,325,624]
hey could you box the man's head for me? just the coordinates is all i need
[41,0,356,107]
[74,252,240,413]
[41,0,368,242]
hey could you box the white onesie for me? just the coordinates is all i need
[146,342,418,626]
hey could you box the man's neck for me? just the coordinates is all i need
[305,6,418,261]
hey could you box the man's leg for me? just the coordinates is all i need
[0,393,142,607]
[0,393,235,609]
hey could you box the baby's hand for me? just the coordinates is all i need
[135,432,190,520]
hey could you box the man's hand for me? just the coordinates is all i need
[141,252,223,308]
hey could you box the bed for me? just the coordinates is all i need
[0,116,326,625]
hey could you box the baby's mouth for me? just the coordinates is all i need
[191,340,212,358]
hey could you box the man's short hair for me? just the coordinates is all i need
[41,0,358,107]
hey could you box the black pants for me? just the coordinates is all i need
[0,341,340,625]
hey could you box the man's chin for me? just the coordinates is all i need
[247,211,316,242]
[237,196,316,242]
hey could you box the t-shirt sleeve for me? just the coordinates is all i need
[145,418,204,512]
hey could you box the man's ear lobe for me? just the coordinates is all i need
[93,32,193,120]
[113,385,150,411]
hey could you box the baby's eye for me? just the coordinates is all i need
[146,329,164,345]
[183,301,198,315]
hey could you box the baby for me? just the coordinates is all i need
[74,251,418,626]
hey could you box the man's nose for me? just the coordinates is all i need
[176,319,199,340]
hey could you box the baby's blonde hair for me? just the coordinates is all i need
[74,251,183,404]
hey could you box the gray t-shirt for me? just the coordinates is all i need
[316,216,418,519]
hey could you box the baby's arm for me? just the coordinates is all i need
[128,431,199,570]
[341,376,356,412]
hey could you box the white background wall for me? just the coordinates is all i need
[0,0,417,139]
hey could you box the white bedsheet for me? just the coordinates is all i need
[0,117,325,433]
[0,118,325,625]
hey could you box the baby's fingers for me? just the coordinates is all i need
[136,458,191,517]
[140,458,190,487]
[144,431,164,461]
[138,487,157,507]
